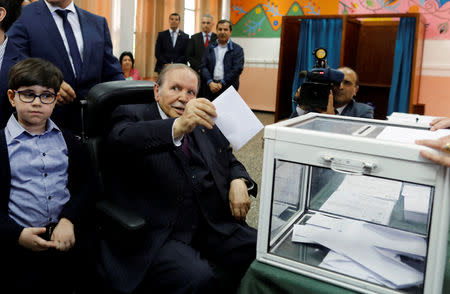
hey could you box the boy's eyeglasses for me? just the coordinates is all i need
[14,90,56,104]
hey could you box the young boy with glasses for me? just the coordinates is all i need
[0,58,93,293]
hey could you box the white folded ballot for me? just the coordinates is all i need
[212,86,264,151]
[292,215,426,289]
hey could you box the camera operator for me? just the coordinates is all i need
[291,67,374,119]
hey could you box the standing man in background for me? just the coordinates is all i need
[187,13,216,97]
[0,0,24,128]
[201,19,244,101]
[8,0,124,134]
[154,12,189,74]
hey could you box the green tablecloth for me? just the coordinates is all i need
[238,235,450,294]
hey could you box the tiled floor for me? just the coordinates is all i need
[233,111,275,229]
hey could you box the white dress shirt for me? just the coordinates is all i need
[213,42,229,81]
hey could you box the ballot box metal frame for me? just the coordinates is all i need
[256,113,450,294]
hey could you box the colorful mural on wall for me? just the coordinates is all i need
[340,0,450,39]
[231,0,450,39]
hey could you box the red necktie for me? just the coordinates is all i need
[181,135,191,157]
[204,34,209,48]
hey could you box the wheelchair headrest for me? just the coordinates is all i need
[84,80,155,137]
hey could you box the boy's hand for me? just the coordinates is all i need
[18,227,56,252]
[51,218,75,252]
[57,81,76,105]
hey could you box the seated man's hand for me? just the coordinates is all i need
[18,227,56,252]
[51,218,75,252]
[173,98,217,138]
[57,81,76,105]
[416,135,450,167]
[229,179,251,221]
[430,117,450,131]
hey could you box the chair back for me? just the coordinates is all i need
[84,80,155,196]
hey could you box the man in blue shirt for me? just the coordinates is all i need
[0,58,92,293]
[201,19,244,101]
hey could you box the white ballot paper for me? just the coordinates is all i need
[292,215,426,289]
[212,86,264,150]
[376,126,450,144]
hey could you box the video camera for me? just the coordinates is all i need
[294,48,344,110]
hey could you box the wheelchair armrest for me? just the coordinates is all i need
[96,199,146,231]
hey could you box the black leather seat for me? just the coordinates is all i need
[83,80,155,238]
[78,81,155,293]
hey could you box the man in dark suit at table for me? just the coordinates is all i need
[201,19,244,101]
[0,0,24,128]
[100,63,257,294]
[291,67,374,119]
[187,13,217,97]
[7,0,124,134]
[154,12,189,74]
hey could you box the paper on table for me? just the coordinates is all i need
[376,126,450,144]
[387,112,438,128]
[212,86,264,150]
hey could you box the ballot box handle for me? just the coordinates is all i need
[321,155,376,175]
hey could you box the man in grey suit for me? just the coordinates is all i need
[292,67,374,119]
[187,14,217,97]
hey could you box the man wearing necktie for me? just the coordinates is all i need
[102,64,257,294]
[154,12,189,74]
[8,0,124,134]
[187,14,217,98]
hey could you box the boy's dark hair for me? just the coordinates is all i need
[217,19,232,31]
[119,51,135,67]
[0,0,23,32]
[8,58,64,92]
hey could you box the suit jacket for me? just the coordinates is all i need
[0,127,92,247]
[340,99,374,118]
[0,38,24,128]
[100,102,256,293]
[154,29,189,73]
[201,39,244,91]
[7,0,124,132]
[291,99,374,119]
[187,32,217,72]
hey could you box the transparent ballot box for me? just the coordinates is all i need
[256,113,449,294]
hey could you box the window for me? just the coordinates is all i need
[184,0,195,36]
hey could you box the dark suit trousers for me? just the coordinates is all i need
[135,223,256,294]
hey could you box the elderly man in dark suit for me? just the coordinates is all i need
[201,19,244,101]
[0,0,24,127]
[154,12,190,74]
[291,67,374,118]
[8,0,124,134]
[100,63,257,294]
[187,14,217,97]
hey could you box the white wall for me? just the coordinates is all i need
[110,0,136,57]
